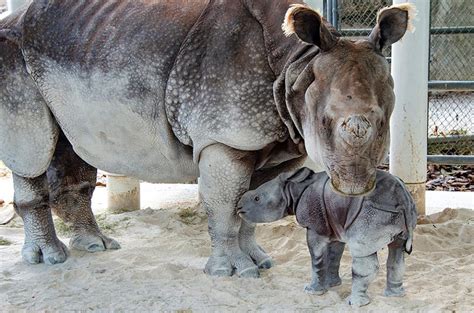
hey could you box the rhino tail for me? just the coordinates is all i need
[403,202,417,254]
[404,228,413,254]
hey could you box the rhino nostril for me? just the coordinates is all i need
[339,115,373,145]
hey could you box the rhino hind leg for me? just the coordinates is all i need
[348,252,379,307]
[47,132,120,252]
[384,239,406,297]
[199,144,260,278]
[12,173,69,265]
[327,241,345,287]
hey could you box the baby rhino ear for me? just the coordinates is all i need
[369,3,416,51]
[282,167,314,183]
[282,4,337,51]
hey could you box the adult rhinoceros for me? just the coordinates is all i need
[0,0,413,277]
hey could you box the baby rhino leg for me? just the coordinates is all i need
[47,133,120,252]
[304,230,330,295]
[384,239,406,297]
[13,173,68,265]
[349,253,379,307]
[327,241,345,287]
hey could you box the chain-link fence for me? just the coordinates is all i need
[428,0,473,158]
[321,0,473,163]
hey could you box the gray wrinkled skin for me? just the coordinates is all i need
[238,168,417,305]
[0,0,411,276]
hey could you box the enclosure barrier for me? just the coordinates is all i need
[106,174,141,214]
[390,0,430,215]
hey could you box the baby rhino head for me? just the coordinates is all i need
[237,168,314,223]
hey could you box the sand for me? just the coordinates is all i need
[0,169,473,312]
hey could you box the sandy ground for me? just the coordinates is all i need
[0,168,473,311]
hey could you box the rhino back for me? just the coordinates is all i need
[19,0,210,182]
[165,0,288,160]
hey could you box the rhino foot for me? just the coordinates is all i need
[70,232,121,252]
[347,294,371,307]
[326,276,342,287]
[22,240,69,265]
[205,252,260,278]
[304,283,328,295]
[384,286,405,297]
[241,243,273,270]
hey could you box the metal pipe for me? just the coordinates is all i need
[7,0,27,13]
[331,0,339,30]
[428,81,474,91]
[305,0,325,13]
[390,0,430,215]
[339,26,474,37]
[107,174,141,214]
[427,155,474,165]
[326,0,332,23]
[428,135,474,144]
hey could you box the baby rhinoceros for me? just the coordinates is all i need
[237,167,417,307]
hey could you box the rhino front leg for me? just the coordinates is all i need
[199,144,259,278]
[327,241,345,287]
[384,239,406,297]
[47,132,120,252]
[13,173,69,265]
[238,220,273,269]
[348,253,379,307]
[305,230,330,295]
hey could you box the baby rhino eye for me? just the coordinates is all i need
[254,196,260,202]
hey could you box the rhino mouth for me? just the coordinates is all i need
[329,171,376,196]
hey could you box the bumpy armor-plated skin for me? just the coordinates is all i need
[0,0,414,276]
[238,168,417,305]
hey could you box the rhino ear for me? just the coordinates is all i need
[282,4,337,51]
[369,3,416,51]
[280,167,314,187]
[287,167,314,183]
[280,167,314,214]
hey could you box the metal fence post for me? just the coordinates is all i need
[305,0,325,12]
[7,0,26,12]
[390,0,430,215]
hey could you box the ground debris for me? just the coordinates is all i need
[426,165,473,191]
[378,164,472,191]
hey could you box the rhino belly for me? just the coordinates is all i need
[346,206,404,257]
[33,61,197,183]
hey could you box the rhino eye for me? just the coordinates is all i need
[254,196,260,202]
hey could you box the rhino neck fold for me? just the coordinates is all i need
[273,44,319,145]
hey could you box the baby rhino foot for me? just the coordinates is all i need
[241,243,273,269]
[22,240,69,265]
[205,252,260,278]
[347,294,371,307]
[384,285,406,297]
[70,231,121,252]
[326,276,342,288]
[304,283,327,295]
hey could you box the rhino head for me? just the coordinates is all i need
[275,3,415,196]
